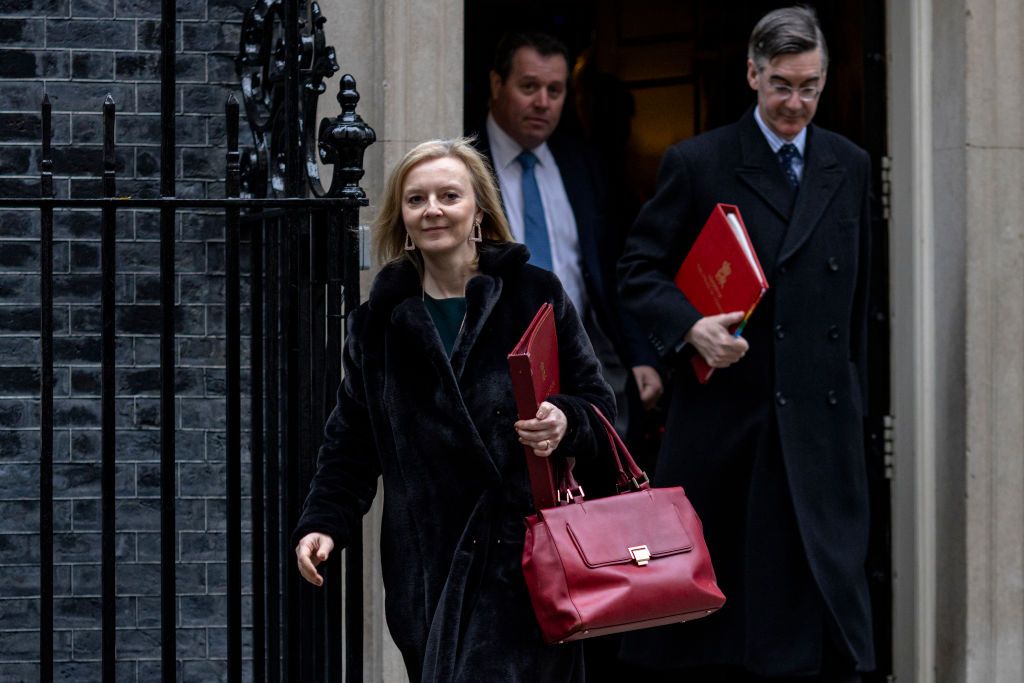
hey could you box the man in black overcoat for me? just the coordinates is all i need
[617,7,874,681]
[473,32,663,448]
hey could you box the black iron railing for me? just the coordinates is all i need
[0,0,375,680]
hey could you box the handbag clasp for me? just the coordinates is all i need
[628,545,651,566]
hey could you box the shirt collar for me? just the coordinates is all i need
[486,113,554,170]
[753,105,807,156]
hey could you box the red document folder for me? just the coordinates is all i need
[507,303,559,510]
[675,203,769,383]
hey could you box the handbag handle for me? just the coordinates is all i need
[546,404,650,508]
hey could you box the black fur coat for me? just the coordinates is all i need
[293,241,616,682]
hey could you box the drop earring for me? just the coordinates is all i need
[404,233,416,251]
[469,219,482,243]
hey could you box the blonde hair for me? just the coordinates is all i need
[371,137,513,268]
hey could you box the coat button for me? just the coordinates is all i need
[775,391,787,406]
[775,324,785,339]
[827,257,840,272]
[828,325,840,340]
[827,390,838,406]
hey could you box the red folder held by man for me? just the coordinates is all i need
[675,203,769,383]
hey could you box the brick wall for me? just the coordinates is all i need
[0,1,256,680]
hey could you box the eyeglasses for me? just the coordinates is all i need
[768,84,821,102]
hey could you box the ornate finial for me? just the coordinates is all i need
[318,74,376,200]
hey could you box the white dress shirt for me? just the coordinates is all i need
[486,113,586,315]
[754,106,807,182]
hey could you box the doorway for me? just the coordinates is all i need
[465,1,892,679]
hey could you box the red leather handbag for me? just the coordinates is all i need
[521,407,726,644]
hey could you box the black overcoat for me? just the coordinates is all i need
[617,109,874,676]
[293,242,616,682]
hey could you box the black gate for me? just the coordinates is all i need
[0,0,374,680]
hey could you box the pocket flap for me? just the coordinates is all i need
[563,489,694,568]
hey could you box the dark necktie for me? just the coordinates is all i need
[777,143,801,189]
[516,151,553,271]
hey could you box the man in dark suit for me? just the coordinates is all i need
[618,7,874,682]
[476,32,662,442]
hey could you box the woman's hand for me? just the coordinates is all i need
[514,401,567,457]
[295,532,335,587]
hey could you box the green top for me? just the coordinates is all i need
[424,293,467,358]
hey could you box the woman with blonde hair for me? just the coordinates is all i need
[292,138,614,681]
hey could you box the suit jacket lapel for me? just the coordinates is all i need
[777,127,845,264]
[736,112,796,223]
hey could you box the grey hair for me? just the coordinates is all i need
[748,6,828,71]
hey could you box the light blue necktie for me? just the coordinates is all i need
[777,143,801,189]
[516,151,553,271]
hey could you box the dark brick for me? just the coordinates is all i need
[135,462,159,495]
[0,365,42,393]
[115,0,203,20]
[0,564,39,597]
[0,337,39,364]
[44,81,134,113]
[0,49,70,78]
[0,114,40,142]
[1,429,70,464]
[180,593,226,626]
[117,240,206,273]
[133,273,160,302]
[70,0,114,19]
[208,53,238,83]
[182,21,239,53]
[52,145,132,176]
[179,212,222,241]
[0,501,37,531]
[0,306,40,334]
[0,241,38,270]
[69,241,98,270]
[73,302,205,335]
[69,428,99,459]
[178,179,207,199]
[183,83,236,114]
[0,80,44,111]
[206,561,253,594]
[0,273,38,300]
[136,147,160,177]
[178,462,225,498]
[179,530,223,560]
[0,399,38,428]
[0,664,40,681]
[0,593,37,626]
[0,462,37,498]
[70,112,102,144]
[70,50,113,80]
[53,595,132,627]
[132,336,159,364]
[115,51,205,82]
[176,115,207,144]
[182,146,224,179]
[136,18,181,52]
[54,335,99,363]
[0,19,44,47]
[134,397,158,426]
[206,496,251,532]
[0,0,69,16]
[0,533,40,563]
[208,0,249,21]
[0,209,39,238]
[45,19,132,49]
[54,530,132,562]
[0,146,33,175]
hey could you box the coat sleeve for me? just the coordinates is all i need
[617,144,704,359]
[541,276,618,463]
[291,309,381,549]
